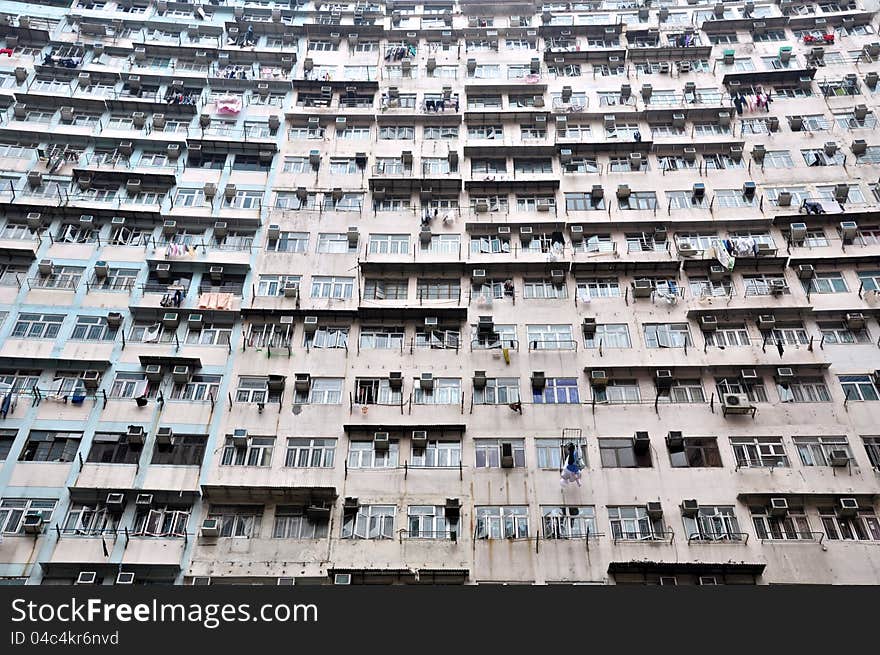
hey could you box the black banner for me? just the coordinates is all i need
[0,586,874,652]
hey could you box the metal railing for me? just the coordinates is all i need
[612,529,675,545]
[686,532,750,545]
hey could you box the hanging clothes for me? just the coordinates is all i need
[0,391,11,418]
[560,443,583,487]
[715,244,735,271]
[776,339,785,358]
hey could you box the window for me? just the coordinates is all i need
[406,506,450,539]
[273,507,329,539]
[221,436,274,467]
[593,380,641,404]
[282,156,310,173]
[96,268,138,292]
[208,506,262,538]
[11,313,63,339]
[715,189,756,208]
[475,506,529,539]
[778,378,831,403]
[752,509,814,541]
[475,439,525,468]
[584,324,631,349]
[618,191,658,211]
[683,506,742,542]
[267,232,308,254]
[421,234,460,254]
[820,509,880,542]
[763,150,794,168]
[174,188,205,207]
[644,323,691,349]
[378,125,414,139]
[0,499,56,534]
[256,275,300,297]
[303,326,347,350]
[668,437,721,467]
[359,327,405,351]
[86,433,140,464]
[235,377,277,404]
[715,377,768,403]
[533,378,580,405]
[354,378,401,405]
[411,440,461,468]
[295,378,343,405]
[285,438,335,468]
[794,436,852,467]
[18,431,81,462]
[227,190,263,209]
[310,276,354,299]
[71,315,117,341]
[819,321,870,345]
[109,373,150,399]
[474,378,520,405]
[542,506,596,539]
[661,380,706,404]
[526,324,573,350]
[803,271,848,295]
[171,375,221,402]
[730,437,789,468]
[63,503,118,535]
[341,504,395,539]
[413,377,461,404]
[150,435,206,466]
[857,270,880,292]
[599,438,651,468]
[416,279,460,301]
[523,279,567,299]
[368,234,409,255]
[424,125,459,140]
[608,506,665,541]
[535,440,587,469]
[0,429,15,461]
[132,505,189,537]
[839,375,879,401]
[863,436,880,469]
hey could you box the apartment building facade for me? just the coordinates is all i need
[0,0,879,586]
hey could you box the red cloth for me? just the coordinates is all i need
[0,48,14,56]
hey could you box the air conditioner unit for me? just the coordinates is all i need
[372,432,390,451]
[295,373,311,392]
[229,428,249,448]
[162,220,177,236]
[188,312,203,329]
[172,366,191,383]
[347,227,359,246]
[656,370,674,389]
[829,450,850,467]
[145,365,163,382]
[616,184,630,200]
[797,264,815,280]
[155,264,171,279]
[852,139,867,155]
[126,426,145,444]
[303,316,319,333]
[677,242,697,257]
[81,370,101,390]
[840,221,858,240]
[420,373,434,391]
[116,572,135,585]
[837,497,859,517]
[27,212,42,229]
[425,317,438,327]
[550,269,565,285]
[709,266,728,281]
[680,499,699,517]
[845,313,866,330]
[769,498,789,517]
[162,312,179,329]
[590,369,609,387]
[209,266,223,282]
[200,518,220,537]
[410,430,428,447]
[666,431,684,449]
[203,183,216,198]
[633,431,650,453]
[106,493,125,513]
[632,280,653,298]
[500,442,515,468]
[38,259,53,275]
[531,371,546,391]
[646,501,663,519]
[722,393,753,414]
[283,284,299,298]
[334,574,351,585]
[757,315,776,330]
[789,223,807,242]
[775,367,794,380]
[472,269,487,281]
[156,427,173,445]
[76,572,97,585]
[94,260,109,279]
[135,494,153,507]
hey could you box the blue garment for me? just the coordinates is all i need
[0,392,10,418]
